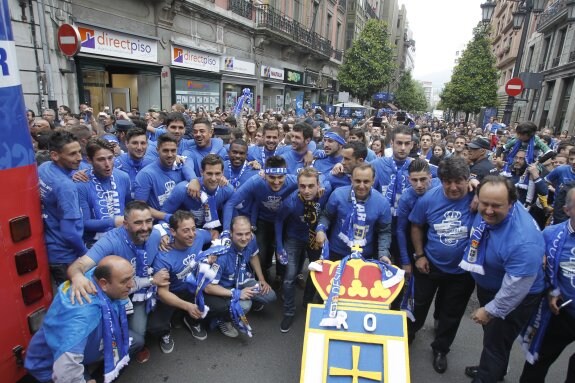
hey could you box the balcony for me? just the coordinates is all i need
[228,0,253,19]
[537,0,567,32]
[255,4,333,58]
[552,56,561,67]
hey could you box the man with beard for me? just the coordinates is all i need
[116,127,153,196]
[66,201,170,363]
[247,123,289,167]
[183,117,227,177]
[275,168,331,332]
[327,141,368,190]
[224,139,260,191]
[282,122,314,174]
[313,129,346,175]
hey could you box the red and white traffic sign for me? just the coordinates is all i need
[505,77,525,97]
[57,24,81,57]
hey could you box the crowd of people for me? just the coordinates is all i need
[22,103,575,383]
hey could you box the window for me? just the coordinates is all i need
[327,13,333,39]
[336,22,341,49]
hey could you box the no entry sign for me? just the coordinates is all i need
[505,77,525,97]
[57,24,81,57]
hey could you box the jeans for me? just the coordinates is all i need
[519,309,575,383]
[256,219,284,278]
[408,262,475,354]
[128,301,147,352]
[204,279,277,321]
[472,287,541,383]
[147,290,195,337]
[282,237,321,317]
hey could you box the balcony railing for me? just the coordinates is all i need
[255,4,333,57]
[333,49,343,61]
[537,0,567,32]
[229,0,253,20]
[552,56,561,67]
[338,0,347,11]
[366,5,377,19]
[570,50,575,62]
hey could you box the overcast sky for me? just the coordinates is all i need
[399,0,485,88]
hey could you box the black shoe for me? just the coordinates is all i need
[280,315,294,333]
[432,351,447,374]
[464,366,505,381]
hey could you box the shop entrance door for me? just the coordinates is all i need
[106,88,130,112]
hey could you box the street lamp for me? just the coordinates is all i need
[479,0,546,125]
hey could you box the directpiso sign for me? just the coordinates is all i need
[78,25,157,63]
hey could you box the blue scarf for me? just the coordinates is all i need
[384,158,411,215]
[319,248,404,328]
[124,232,157,313]
[89,171,120,220]
[308,241,329,272]
[228,161,248,190]
[200,185,221,229]
[460,206,515,275]
[338,189,367,248]
[229,249,253,336]
[94,277,130,383]
[518,223,568,363]
[502,137,535,177]
[400,274,415,322]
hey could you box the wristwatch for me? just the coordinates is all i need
[149,276,154,286]
[413,253,425,262]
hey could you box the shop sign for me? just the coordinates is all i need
[261,65,284,81]
[284,68,304,85]
[305,71,319,87]
[222,57,255,75]
[78,25,158,63]
[171,45,220,73]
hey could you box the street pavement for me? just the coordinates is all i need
[118,286,573,383]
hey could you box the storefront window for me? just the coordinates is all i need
[174,77,220,112]
[223,84,254,112]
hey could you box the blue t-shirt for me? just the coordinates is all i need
[545,164,575,189]
[134,160,187,211]
[182,138,227,177]
[38,161,85,264]
[152,229,212,293]
[77,169,132,242]
[212,238,259,289]
[223,174,298,229]
[144,137,195,161]
[326,173,351,190]
[115,153,153,194]
[470,205,545,293]
[322,186,391,257]
[275,189,331,249]
[313,155,342,175]
[247,145,289,166]
[223,160,259,190]
[87,226,161,272]
[396,178,441,265]
[161,180,233,227]
[544,223,575,318]
[409,186,474,274]
[281,149,308,174]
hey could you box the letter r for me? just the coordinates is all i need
[0,48,9,76]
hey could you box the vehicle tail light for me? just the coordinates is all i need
[9,216,31,242]
[21,280,43,305]
[15,248,38,275]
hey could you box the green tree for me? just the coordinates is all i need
[440,24,498,120]
[337,20,395,103]
[394,70,428,112]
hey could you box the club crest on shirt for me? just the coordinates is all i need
[434,210,468,246]
[262,195,282,211]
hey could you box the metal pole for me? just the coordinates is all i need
[502,0,532,125]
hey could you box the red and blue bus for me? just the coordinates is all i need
[0,1,53,381]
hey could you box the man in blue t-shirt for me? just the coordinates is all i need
[38,131,87,285]
[182,117,227,177]
[148,211,213,353]
[78,138,132,246]
[326,141,367,190]
[408,156,475,374]
[116,127,153,197]
[316,163,392,261]
[204,216,276,338]
[460,176,545,382]
[66,201,170,364]
[520,187,575,383]
[281,122,314,174]
[247,123,289,167]
[313,129,345,175]
[545,147,575,190]
[275,168,331,332]
[225,139,260,191]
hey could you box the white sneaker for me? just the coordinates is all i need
[217,320,239,338]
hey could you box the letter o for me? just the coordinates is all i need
[364,314,376,332]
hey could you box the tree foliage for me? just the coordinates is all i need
[394,70,428,112]
[440,24,498,115]
[337,20,395,103]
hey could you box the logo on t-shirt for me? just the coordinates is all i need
[262,196,282,211]
[433,211,469,246]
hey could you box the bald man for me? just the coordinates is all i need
[25,256,139,383]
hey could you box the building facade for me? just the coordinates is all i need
[10,0,346,114]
